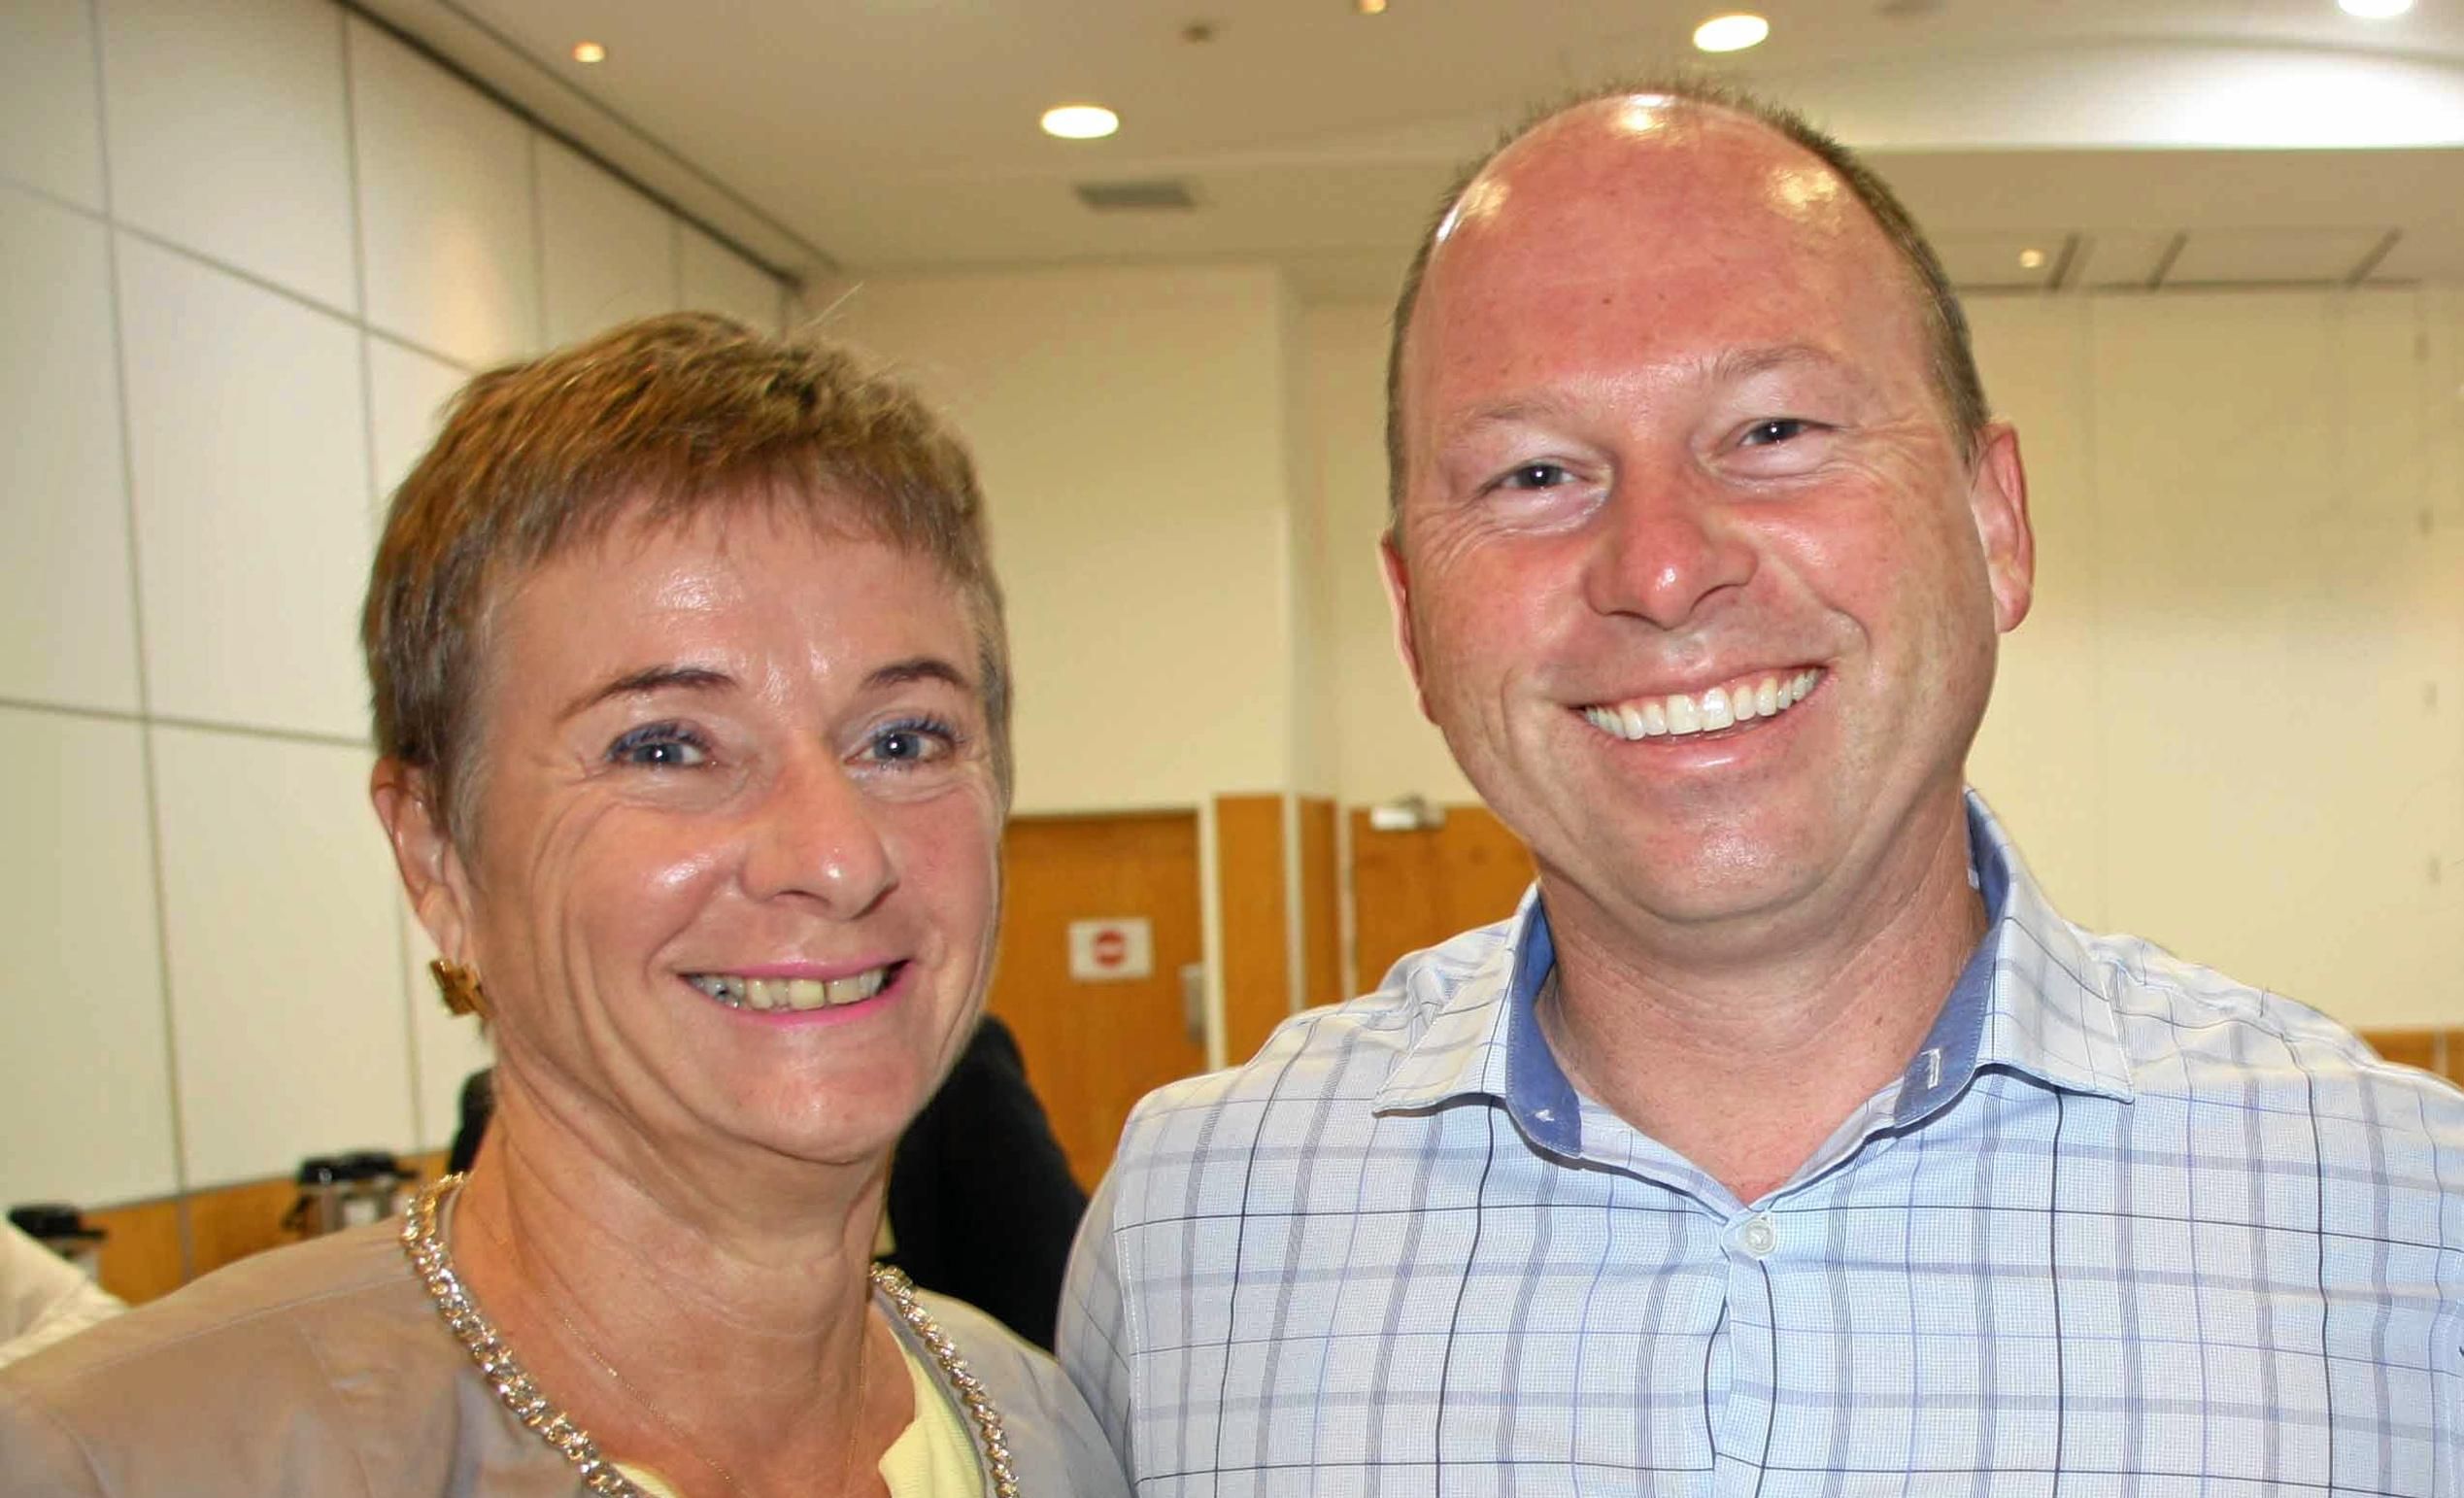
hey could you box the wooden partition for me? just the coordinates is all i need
[1215,795,1291,1068]
[80,1148,449,1305]
[1349,802,1536,988]
[2357,1029,2464,1087]
[1297,798,1342,1009]
[992,810,1209,1190]
[1212,795,1346,1064]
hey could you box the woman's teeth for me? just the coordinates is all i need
[686,968,894,1011]
[1582,669,1823,742]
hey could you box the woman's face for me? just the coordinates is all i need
[410,500,1002,1171]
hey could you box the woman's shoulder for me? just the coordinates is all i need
[0,1224,491,1495]
[896,1284,1131,1497]
[7,1224,421,1387]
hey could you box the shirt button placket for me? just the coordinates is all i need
[1710,1210,1779,1494]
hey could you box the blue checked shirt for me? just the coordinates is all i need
[1060,797,2464,1496]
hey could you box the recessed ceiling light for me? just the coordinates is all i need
[1040,104,1121,141]
[571,41,606,63]
[2018,248,2047,270]
[2338,0,2413,16]
[1358,0,1389,13]
[1693,13,1770,52]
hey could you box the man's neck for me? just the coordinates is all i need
[1536,803,1988,1205]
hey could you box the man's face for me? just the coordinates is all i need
[1386,101,2032,950]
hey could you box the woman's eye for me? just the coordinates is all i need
[1739,418,1815,447]
[607,724,710,768]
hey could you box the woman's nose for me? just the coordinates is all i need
[740,752,897,916]
[1579,476,1757,630]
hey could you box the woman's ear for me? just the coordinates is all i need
[370,758,475,964]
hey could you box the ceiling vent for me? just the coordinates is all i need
[1074,179,1198,212]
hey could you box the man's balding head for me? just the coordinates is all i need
[1384,81,1986,523]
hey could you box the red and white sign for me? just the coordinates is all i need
[1067,917,1153,982]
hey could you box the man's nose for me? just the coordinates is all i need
[741,751,897,916]
[1580,473,1756,630]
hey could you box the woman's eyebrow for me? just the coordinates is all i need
[865,656,974,695]
[557,664,736,722]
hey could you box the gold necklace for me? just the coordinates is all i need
[466,1186,870,1498]
[402,1175,1022,1497]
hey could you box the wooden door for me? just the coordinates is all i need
[1350,803,1536,989]
[991,811,1209,1190]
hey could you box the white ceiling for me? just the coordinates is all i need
[352,0,2464,301]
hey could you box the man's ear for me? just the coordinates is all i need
[370,758,475,965]
[1967,422,2034,634]
[1379,530,1436,723]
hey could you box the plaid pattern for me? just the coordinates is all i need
[1061,797,2464,1496]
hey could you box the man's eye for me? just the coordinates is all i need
[864,719,958,767]
[1495,461,1572,491]
[1738,418,1814,447]
[607,725,709,768]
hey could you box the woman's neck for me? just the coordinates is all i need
[446,1078,902,1496]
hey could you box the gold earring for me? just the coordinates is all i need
[429,959,490,1019]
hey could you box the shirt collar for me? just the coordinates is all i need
[1371,792,2135,1156]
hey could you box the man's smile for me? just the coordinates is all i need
[1578,666,1824,740]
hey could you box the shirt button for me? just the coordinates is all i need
[1738,1215,1777,1258]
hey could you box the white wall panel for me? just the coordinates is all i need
[0,187,140,713]
[152,725,412,1188]
[680,221,780,334]
[0,708,178,1207]
[0,0,104,210]
[117,234,370,738]
[348,17,537,367]
[99,0,356,314]
[538,135,677,347]
[366,333,469,519]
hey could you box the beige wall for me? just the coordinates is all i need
[831,263,1306,813]
[0,0,785,1208]
[1301,302,1477,808]
[1304,286,2464,1032]
[1968,288,2464,1030]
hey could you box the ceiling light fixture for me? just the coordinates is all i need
[2018,248,2047,270]
[1358,0,1389,13]
[571,41,606,63]
[2337,0,2413,17]
[1693,13,1770,52]
[1040,104,1121,141]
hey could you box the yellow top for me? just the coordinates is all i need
[880,1336,982,1496]
[615,1339,980,1497]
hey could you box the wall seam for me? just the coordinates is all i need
[86,0,197,1280]
[340,0,430,1153]
[105,219,359,332]
[334,0,823,287]
[0,169,110,224]
[527,127,548,352]
[2078,294,2110,932]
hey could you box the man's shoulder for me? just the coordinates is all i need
[2076,923,2464,1128]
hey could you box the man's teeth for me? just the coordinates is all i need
[685,968,893,1011]
[1583,669,1822,742]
